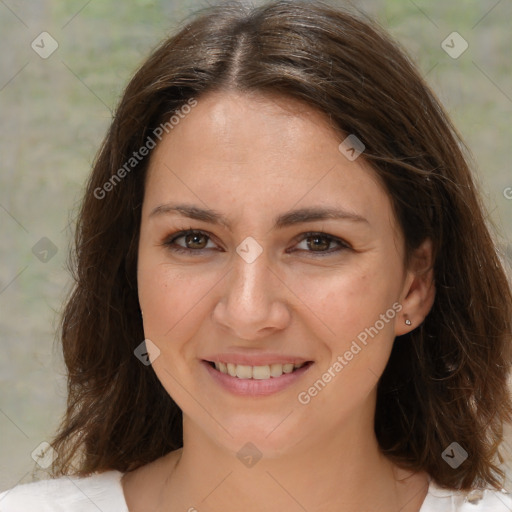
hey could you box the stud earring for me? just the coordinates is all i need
[405,318,412,326]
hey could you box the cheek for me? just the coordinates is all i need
[290,260,400,344]
[137,259,217,400]
[138,258,216,340]
[291,263,401,397]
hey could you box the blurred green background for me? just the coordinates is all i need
[1,0,511,492]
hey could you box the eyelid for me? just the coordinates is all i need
[289,231,352,253]
[163,228,352,257]
[163,228,220,254]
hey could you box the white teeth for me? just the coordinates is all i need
[236,365,252,379]
[269,363,283,378]
[227,363,237,377]
[282,363,294,374]
[212,361,307,379]
[252,365,271,380]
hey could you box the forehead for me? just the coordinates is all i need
[143,91,395,234]
[149,91,344,173]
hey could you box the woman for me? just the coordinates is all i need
[1,1,511,510]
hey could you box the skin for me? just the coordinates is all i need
[123,90,436,512]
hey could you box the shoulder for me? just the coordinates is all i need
[421,480,512,511]
[0,470,128,512]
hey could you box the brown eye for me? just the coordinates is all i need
[164,230,216,254]
[292,232,351,256]
[183,232,209,249]
[306,235,331,252]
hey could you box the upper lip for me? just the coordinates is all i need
[203,353,313,366]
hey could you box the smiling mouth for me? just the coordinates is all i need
[205,360,313,379]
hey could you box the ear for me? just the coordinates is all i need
[395,238,436,336]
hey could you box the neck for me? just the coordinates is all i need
[149,415,429,512]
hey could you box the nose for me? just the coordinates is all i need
[212,249,291,340]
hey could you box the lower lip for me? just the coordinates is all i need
[202,360,313,397]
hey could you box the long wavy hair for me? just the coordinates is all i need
[50,0,512,490]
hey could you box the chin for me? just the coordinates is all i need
[206,415,306,460]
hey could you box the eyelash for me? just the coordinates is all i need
[162,228,351,257]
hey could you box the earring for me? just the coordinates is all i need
[405,318,412,326]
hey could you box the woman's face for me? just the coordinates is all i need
[137,91,428,456]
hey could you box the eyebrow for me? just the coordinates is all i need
[149,203,369,230]
[149,203,370,230]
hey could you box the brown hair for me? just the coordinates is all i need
[50,0,512,490]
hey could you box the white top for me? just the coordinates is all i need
[1,470,511,511]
